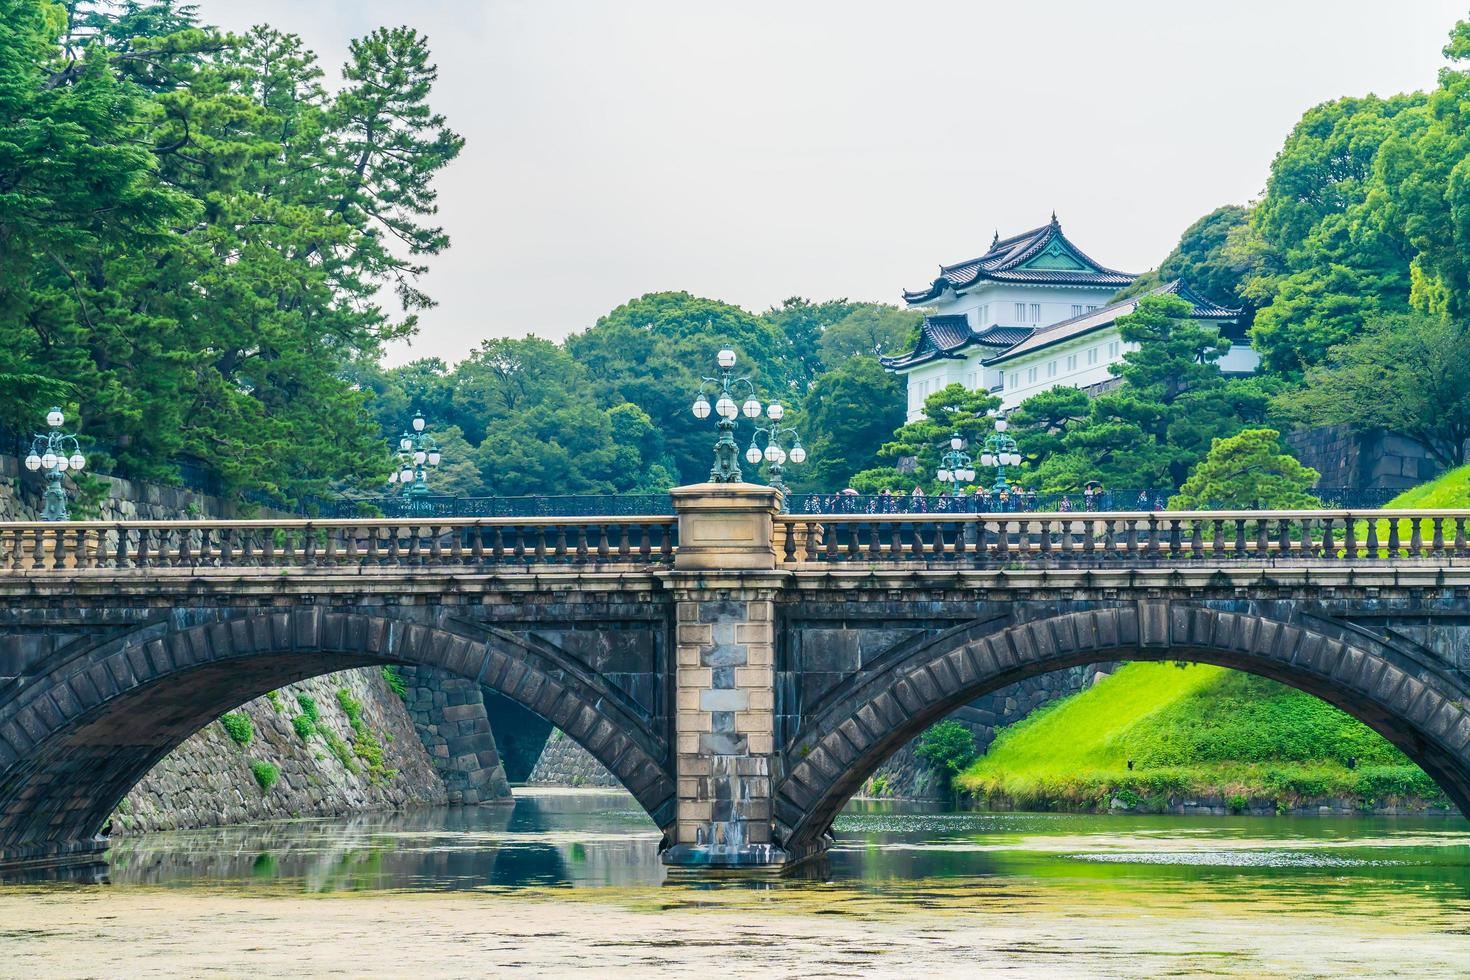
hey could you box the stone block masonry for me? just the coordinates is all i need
[1,450,472,834]
[400,667,512,805]
[115,669,443,834]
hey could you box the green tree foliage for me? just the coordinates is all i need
[2,4,462,503]
[1117,205,1255,316]
[1241,92,1423,374]
[1016,296,1273,490]
[788,357,905,491]
[568,291,793,484]
[877,383,1000,489]
[815,304,920,365]
[760,296,858,390]
[1170,428,1319,510]
[915,720,977,792]
[1276,314,1470,468]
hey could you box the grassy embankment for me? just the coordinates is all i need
[955,464,1470,814]
[955,663,1445,812]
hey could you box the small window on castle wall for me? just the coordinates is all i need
[1047,361,1057,377]
[1029,303,1041,322]
[1027,367,1037,383]
[1087,347,1098,365]
[1014,303,1026,322]
[1066,354,1077,371]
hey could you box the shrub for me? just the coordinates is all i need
[915,720,977,791]
[291,715,315,741]
[381,666,408,699]
[220,713,253,746]
[265,691,283,712]
[250,761,279,792]
[336,688,363,724]
[295,694,320,725]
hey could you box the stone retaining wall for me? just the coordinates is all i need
[527,729,621,787]
[114,669,444,834]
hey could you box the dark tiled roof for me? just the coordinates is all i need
[879,316,1035,371]
[901,217,1137,303]
[984,280,1241,365]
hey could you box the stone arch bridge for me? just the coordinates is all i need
[2,486,1470,869]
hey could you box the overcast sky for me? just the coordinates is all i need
[189,0,1468,365]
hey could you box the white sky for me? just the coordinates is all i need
[188,0,1469,365]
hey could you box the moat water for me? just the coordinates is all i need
[7,789,1470,976]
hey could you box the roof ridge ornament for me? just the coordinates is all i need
[1050,210,1059,226]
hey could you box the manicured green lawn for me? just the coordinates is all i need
[956,663,1444,811]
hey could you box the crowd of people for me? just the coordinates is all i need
[794,486,1171,515]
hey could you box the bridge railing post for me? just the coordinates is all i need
[663,483,793,869]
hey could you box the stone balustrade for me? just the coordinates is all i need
[775,510,1470,565]
[0,516,677,571]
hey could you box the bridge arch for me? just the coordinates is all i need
[0,608,674,864]
[775,603,1470,853]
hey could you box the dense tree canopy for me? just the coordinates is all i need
[1,2,462,502]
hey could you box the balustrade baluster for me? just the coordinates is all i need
[598,524,611,561]
[1188,519,1202,560]
[889,522,903,559]
[1277,519,1291,558]
[1123,519,1138,558]
[867,521,881,560]
[1386,518,1400,559]
[956,519,970,558]
[576,525,591,562]
[845,522,861,559]
[1321,518,1335,559]
[1252,519,1268,559]
[1365,516,1379,560]
[659,523,673,562]
[1433,517,1446,557]
[824,522,838,560]
[1144,516,1158,559]
[1038,519,1052,558]
[31,528,45,570]
[512,526,528,563]
[1410,517,1424,558]
[1231,518,1246,559]
[48,526,66,570]
[1298,517,1313,559]
[996,519,1010,560]
[1343,515,1358,561]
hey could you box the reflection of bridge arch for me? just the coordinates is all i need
[0,609,674,864]
[775,603,1470,853]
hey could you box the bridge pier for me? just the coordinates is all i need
[661,484,810,869]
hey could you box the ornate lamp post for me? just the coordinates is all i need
[744,402,807,496]
[978,416,1022,494]
[691,348,764,483]
[935,432,976,494]
[386,412,441,514]
[23,407,87,521]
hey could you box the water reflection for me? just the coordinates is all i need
[18,788,1470,914]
